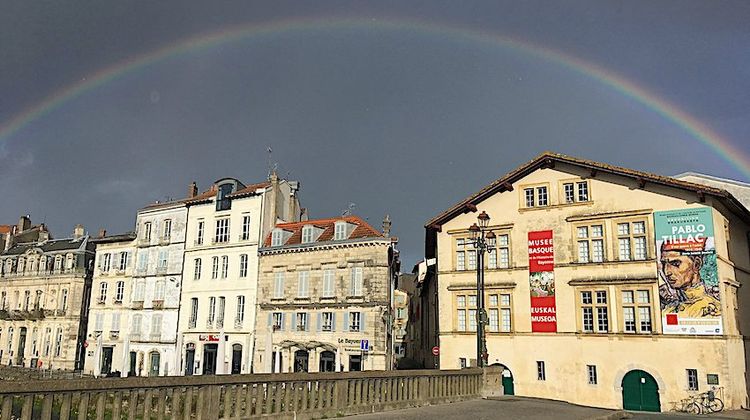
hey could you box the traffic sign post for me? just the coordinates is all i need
[432,346,440,356]
[360,339,370,352]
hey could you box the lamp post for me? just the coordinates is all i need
[469,211,495,368]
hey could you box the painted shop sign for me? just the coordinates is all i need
[199,334,220,342]
[528,230,556,332]
[655,207,722,335]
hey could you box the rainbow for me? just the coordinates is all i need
[2,17,749,179]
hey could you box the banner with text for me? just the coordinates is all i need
[528,230,556,332]
[655,207,722,335]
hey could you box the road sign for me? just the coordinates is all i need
[432,346,440,356]
[83,341,88,348]
[360,339,369,352]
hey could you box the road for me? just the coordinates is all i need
[346,397,748,420]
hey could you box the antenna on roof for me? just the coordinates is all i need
[342,202,356,216]
[267,146,275,179]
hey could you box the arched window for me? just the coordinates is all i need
[17,257,25,274]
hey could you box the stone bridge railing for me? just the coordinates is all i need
[0,367,502,419]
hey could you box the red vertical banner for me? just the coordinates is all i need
[528,230,557,332]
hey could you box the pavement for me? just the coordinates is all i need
[345,397,750,420]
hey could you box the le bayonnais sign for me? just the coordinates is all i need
[528,230,556,332]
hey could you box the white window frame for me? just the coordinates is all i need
[215,218,230,243]
[350,267,363,296]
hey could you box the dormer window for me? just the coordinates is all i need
[301,226,314,244]
[271,229,283,247]
[335,222,347,240]
[216,183,235,211]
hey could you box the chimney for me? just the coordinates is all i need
[188,181,198,198]
[98,228,107,238]
[382,214,392,237]
[38,224,49,242]
[17,215,31,233]
[73,224,85,240]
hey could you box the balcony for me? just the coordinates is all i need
[234,318,243,329]
[132,301,144,310]
[135,268,148,276]
[156,265,168,275]
[152,300,164,310]
[110,331,120,339]
[137,238,151,248]
[188,320,196,329]
[159,236,171,246]
[129,332,141,341]
[148,334,162,342]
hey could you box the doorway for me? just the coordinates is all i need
[622,370,660,412]
[185,348,195,375]
[129,352,137,376]
[203,344,218,375]
[231,344,242,374]
[149,352,160,377]
[319,351,335,372]
[349,354,362,372]
[16,327,27,365]
[271,351,283,373]
[501,368,514,395]
[294,350,309,372]
[101,347,114,376]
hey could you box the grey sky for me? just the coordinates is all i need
[1,1,749,266]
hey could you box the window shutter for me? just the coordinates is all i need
[343,312,349,332]
[360,312,366,332]
[267,313,272,327]
[280,313,285,331]
[317,312,322,332]
[126,252,132,267]
[331,313,336,332]
[305,313,310,331]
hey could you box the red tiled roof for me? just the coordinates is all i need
[0,225,12,234]
[263,215,384,247]
[227,182,272,198]
[183,181,272,206]
[426,151,750,227]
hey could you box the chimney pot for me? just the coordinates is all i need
[188,181,198,198]
[73,224,85,239]
[98,228,107,238]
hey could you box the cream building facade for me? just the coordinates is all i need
[425,152,750,412]
[179,174,302,375]
[254,216,397,373]
[0,218,95,371]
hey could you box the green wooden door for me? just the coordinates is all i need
[622,370,660,412]
[502,375,515,395]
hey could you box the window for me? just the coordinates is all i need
[577,182,589,201]
[54,328,63,357]
[577,224,605,263]
[468,249,477,270]
[322,312,334,331]
[193,258,202,280]
[456,238,466,271]
[137,252,147,271]
[0,291,6,310]
[296,312,308,331]
[350,267,363,296]
[118,252,129,271]
[349,311,361,332]
[537,361,546,381]
[456,294,477,332]
[215,219,230,243]
[274,272,285,298]
[60,289,68,312]
[687,369,698,391]
[221,256,228,278]
[239,254,248,277]
[622,289,652,333]
[154,280,166,301]
[580,290,608,333]
[158,250,168,269]
[501,294,512,332]
[132,314,143,336]
[163,219,172,240]
[216,183,233,211]
[43,328,51,357]
[151,313,163,337]
[143,222,152,241]
[211,257,219,279]
[271,230,283,246]
[323,269,335,297]
[298,271,310,298]
[23,290,31,311]
[188,298,198,328]
[196,221,204,245]
[487,234,510,269]
[94,312,104,332]
[102,253,112,272]
[564,183,575,203]
[236,296,245,325]
[115,281,125,303]
[272,312,283,330]
[525,188,535,208]
[536,186,548,206]
[111,312,121,332]
[216,297,225,328]
[587,365,597,385]
[241,215,251,241]
[208,297,216,326]
[98,282,108,303]
[133,281,145,302]
[617,220,648,261]
[335,222,347,240]
[301,226,314,244]
[486,293,511,333]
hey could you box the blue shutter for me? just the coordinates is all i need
[317,312,322,332]
[360,311,365,332]
[331,313,336,332]
[343,312,349,332]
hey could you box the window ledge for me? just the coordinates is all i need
[519,201,593,212]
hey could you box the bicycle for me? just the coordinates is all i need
[685,389,724,414]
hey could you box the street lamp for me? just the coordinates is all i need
[469,211,495,368]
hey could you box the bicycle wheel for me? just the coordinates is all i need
[707,398,724,412]
[687,402,702,414]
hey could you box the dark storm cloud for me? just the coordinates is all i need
[1,1,749,266]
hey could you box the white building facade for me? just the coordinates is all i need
[179,174,302,375]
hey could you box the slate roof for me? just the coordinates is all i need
[263,215,384,247]
[426,151,750,227]
[184,181,272,205]
[3,236,88,256]
[91,232,136,244]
